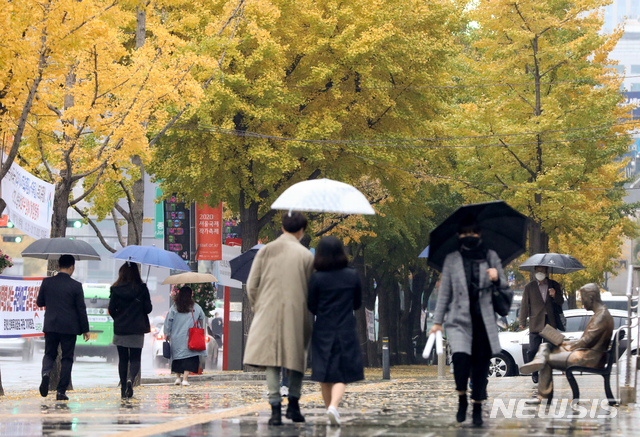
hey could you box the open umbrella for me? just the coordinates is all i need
[111,245,191,272]
[162,272,218,285]
[229,244,264,284]
[271,178,375,215]
[519,253,585,274]
[21,237,101,261]
[426,201,527,272]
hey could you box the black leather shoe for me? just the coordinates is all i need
[286,397,305,423]
[268,403,282,426]
[456,394,468,423]
[56,392,69,401]
[126,381,133,398]
[39,374,49,398]
[472,402,483,426]
[532,373,539,384]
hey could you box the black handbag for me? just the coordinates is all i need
[491,285,513,317]
[162,341,171,359]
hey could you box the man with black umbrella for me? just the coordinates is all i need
[37,255,90,400]
[519,265,564,384]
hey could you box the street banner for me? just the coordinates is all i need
[1,154,54,239]
[0,276,45,338]
[365,308,376,341]
[196,202,222,261]
[164,195,191,261]
[214,245,242,288]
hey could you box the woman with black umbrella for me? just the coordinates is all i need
[429,215,512,426]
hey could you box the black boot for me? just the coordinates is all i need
[472,402,483,426]
[285,397,305,422]
[121,384,127,399]
[268,403,282,426]
[39,374,50,398]
[126,381,133,398]
[456,394,468,423]
[56,392,69,401]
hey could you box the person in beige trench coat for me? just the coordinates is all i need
[243,212,314,426]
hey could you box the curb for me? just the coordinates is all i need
[141,372,267,384]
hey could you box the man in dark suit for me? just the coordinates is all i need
[519,265,564,383]
[36,255,90,400]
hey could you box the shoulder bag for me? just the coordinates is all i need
[162,340,171,358]
[486,256,513,317]
[188,309,207,351]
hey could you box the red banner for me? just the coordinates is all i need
[196,202,222,261]
[0,215,7,227]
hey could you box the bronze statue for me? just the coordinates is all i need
[519,283,614,401]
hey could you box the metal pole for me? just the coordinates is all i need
[621,264,636,405]
[382,337,390,380]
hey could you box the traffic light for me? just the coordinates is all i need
[2,236,23,243]
[67,219,83,229]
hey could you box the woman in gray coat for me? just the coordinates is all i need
[164,286,207,386]
[429,216,511,426]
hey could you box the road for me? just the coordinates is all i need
[0,334,221,391]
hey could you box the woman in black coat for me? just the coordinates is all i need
[308,236,363,426]
[109,263,152,398]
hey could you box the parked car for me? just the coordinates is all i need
[489,309,635,377]
[151,323,217,369]
[74,283,118,362]
[0,337,35,361]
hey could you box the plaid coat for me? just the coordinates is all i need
[433,249,510,356]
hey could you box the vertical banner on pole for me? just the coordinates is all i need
[223,286,230,371]
[196,202,223,261]
[163,195,191,261]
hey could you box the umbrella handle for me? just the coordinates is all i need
[146,265,151,283]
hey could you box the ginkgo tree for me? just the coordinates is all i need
[449,0,639,292]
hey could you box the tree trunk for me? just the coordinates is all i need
[0,368,4,396]
[127,155,145,246]
[408,269,427,363]
[0,198,5,216]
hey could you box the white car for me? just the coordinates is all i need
[489,309,635,377]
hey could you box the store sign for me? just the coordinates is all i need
[0,276,45,338]
[196,202,222,261]
[1,154,54,239]
[155,187,163,239]
[214,245,242,288]
[163,195,191,261]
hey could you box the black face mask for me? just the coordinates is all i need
[459,236,481,250]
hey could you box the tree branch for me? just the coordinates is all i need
[73,206,117,253]
[499,139,537,179]
[111,206,127,247]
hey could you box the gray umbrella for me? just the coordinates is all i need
[21,237,101,261]
[519,253,584,274]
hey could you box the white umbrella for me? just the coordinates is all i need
[271,178,375,215]
[162,272,218,285]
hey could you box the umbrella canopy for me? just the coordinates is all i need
[519,253,585,274]
[418,246,429,258]
[162,272,218,285]
[21,237,101,261]
[427,201,527,272]
[111,245,190,272]
[271,178,375,215]
[229,244,264,284]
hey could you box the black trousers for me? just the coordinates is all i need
[452,315,491,401]
[117,346,142,385]
[527,316,549,378]
[42,332,77,393]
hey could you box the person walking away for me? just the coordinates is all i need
[308,236,364,426]
[109,262,152,398]
[165,286,207,386]
[243,212,315,426]
[210,311,223,364]
[37,255,90,401]
[519,265,564,383]
[429,216,511,426]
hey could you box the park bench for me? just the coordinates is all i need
[565,329,626,406]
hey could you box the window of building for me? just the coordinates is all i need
[631,65,640,75]
[631,83,640,91]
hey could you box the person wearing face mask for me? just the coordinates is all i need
[243,211,315,426]
[429,215,511,426]
[519,265,565,384]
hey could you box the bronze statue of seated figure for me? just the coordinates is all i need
[519,283,614,402]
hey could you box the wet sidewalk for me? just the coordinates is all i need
[0,367,638,436]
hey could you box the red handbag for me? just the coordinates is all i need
[188,309,206,351]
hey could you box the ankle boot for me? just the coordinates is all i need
[268,403,282,426]
[456,394,468,423]
[121,384,127,399]
[472,402,483,426]
[286,397,305,422]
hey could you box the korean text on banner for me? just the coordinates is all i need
[196,202,222,261]
[0,276,45,338]
[1,154,54,239]
[365,309,376,342]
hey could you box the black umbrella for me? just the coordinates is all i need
[229,244,264,284]
[427,201,527,271]
[519,253,585,274]
[21,237,101,261]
